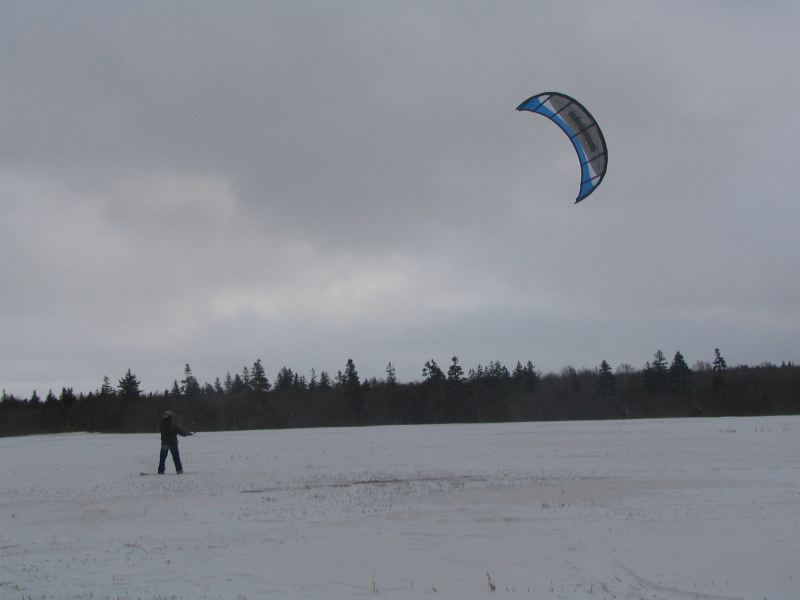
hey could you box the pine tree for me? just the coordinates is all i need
[170,379,181,397]
[292,373,307,392]
[45,389,57,405]
[468,364,485,382]
[308,368,318,391]
[479,361,510,388]
[274,367,295,393]
[118,369,142,400]
[250,359,270,392]
[100,376,115,397]
[319,370,332,390]
[334,370,346,389]
[214,377,225,394]
[422,359,445,385]
[30,390,41,406]
[385,362,397,386]
[182,364,201,400]
[652,350,668,386]
[512,361,539,391]
[344,359,360,389]
[489,361,510,379]
[447,356,464,384]
[713,348,727,372]
[524,361,540,390]
[343,358,363,420]
[59,387,76,407]
[512,361,525,381]
[642,361,653,389]
[598,360,616,399]
[223,372,234,394]
[644,350,669,392]
[712,348,727,391]
[668,351,692,393]
[231,373,246,394]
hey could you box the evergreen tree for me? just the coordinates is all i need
[644,350,669,392]
[30,389,41,406]
[182,364,201,400]
[170,379,181,397]
[241,366,251,389]
[479,361,510,387]
[512,360,540,391]
[343,358,363,420]
[712,348,727,391]
[422,359,445,385]
[385,362,397,386]
[231,373,247,394]
[490,361,510,379]
[118,369,142,400]
[45,389,57,405]
[292,373,307,392]
[512,361,525,381]
[274,367,295,393]
[250,359,270,392]
[100,376,115,397]
[223,372,234,394]
[344,358,360,389]
[668,351,692,393]
[524,361,540,390]
[468,364,485,382]
[213,377,225,394]
[447,356,464,384]
[319,370,332,390]
[598,360,616,399]
[652,350,668,383]
[308,368,318,391]
[59,387,76,408]
[642,361,653,389]
[713,348,727,372]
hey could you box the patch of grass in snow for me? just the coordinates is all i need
[487,572,496,591]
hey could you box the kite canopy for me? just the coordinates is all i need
[516,92,607,203]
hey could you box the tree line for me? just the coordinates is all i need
[1,349,799,436]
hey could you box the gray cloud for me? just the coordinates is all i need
[2,1,799,395]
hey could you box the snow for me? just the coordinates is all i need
[2,416,799,599]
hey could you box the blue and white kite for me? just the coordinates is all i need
[517,92,607,203]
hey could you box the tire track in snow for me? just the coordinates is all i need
[615,560,747,600]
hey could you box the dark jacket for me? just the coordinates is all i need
[160,418,191,447]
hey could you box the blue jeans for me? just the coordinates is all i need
[158,444,183,474]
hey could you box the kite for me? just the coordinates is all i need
[516,92,607,203]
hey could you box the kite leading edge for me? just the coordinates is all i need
[516,92,607,203]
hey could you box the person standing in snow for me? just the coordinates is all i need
[158,410,192,474]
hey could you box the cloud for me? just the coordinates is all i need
[1,2,799,395]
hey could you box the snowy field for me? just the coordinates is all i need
[1,417,799,600]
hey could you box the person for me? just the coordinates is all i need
[158,410,192,474]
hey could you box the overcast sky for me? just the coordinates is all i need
[2,1,799,396]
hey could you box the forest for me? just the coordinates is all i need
[1,349,798,436]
